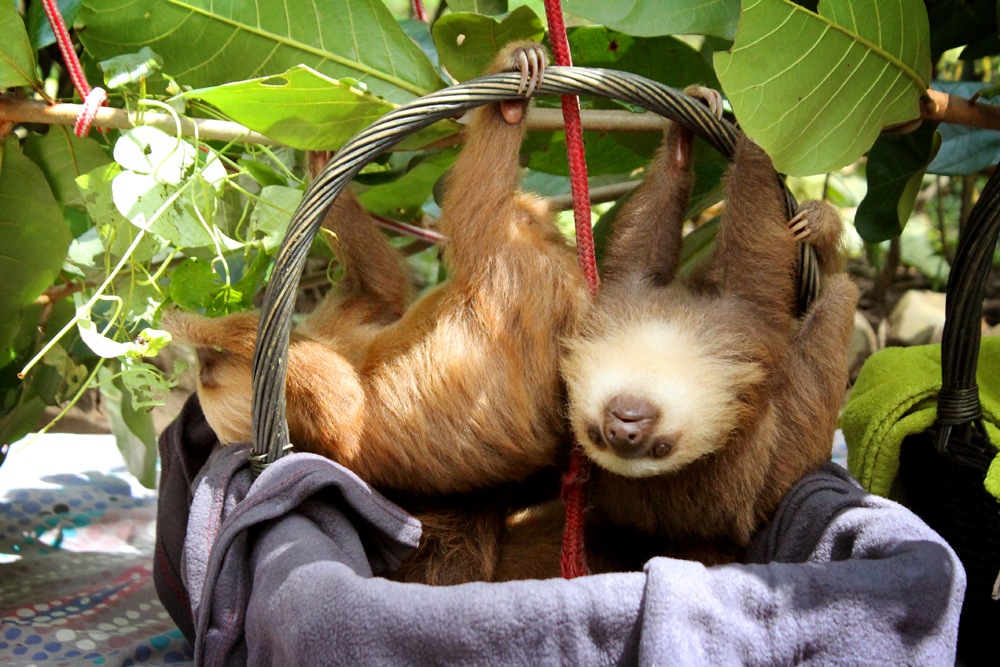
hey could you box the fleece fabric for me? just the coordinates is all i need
[841,338,1000,500]
[156,394,965,666]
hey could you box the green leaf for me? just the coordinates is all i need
[432,6,545,82]
[359,149,458,220]
[169,258,219,312]
[98,46,164,90]
[0,0,39,88]
[449,0,508,13]
[113,127,225,187]
[927,81,1000,176]
[249,185,304,251]
[101,365,158,488]
[527,130,648,176]
[0,136,71,352]
[77,0,445,104]
[26,0,81,50]
[855,122,940,242]
[183,65,459,152]
[569,27,719,89]
[23,127,111,236]
[238,159,288,188]
[399,18,441,69]
[715,0,931,176]
[563,0,740,40]
[76,162,165,262]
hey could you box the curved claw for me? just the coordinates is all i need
[525,48,539,98]
[788,212,812,240]
[517,51,529,95]
[684,85,725,120]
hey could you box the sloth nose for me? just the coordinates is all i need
[602,394,657,456]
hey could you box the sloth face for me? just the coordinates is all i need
[561,316,762,478]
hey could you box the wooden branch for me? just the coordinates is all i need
[922,89,1000,131]
[0,97,670,148]
[0,97,281,145]
[547,180,642,211]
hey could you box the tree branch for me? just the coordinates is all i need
[0,97,671,148]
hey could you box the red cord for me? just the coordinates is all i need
[544,0,593,580]
[40,0,106,136]
[411,0,429,23]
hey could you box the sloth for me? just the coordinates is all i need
[496,92,859,578]
[161,41,589,584]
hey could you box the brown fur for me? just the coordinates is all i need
[161,42,589,584]
[496,121,859,579]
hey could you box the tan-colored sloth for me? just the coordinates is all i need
[161,41,589,584]
[495,97,859,579]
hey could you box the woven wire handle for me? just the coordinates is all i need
[250,67,820,471]
[937,160,1000,453]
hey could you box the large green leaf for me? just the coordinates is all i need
[569,27,719,90]
[184,65,459,151]
[527,129,649,176]
[563,0,741,40]
[715,0,931,176]
[23,127,111,237]
[432,6,545,82]
[26,0,82,50]
[0,137,71,352]
[359,149,458,220]
[927,81,1000,176]
[450,0,508,13]
[0,0,38,88]
[855,122,940,242]
[77,0,445,104]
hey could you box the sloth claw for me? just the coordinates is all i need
[517,51,529,95]
[684,85,725,120]
[512,45,547,99]
[788,212,813,240]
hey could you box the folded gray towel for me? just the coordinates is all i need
[156,394,965,666]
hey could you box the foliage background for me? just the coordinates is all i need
[2,0,999,484]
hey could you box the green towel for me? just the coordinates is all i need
[842,337,1000,500]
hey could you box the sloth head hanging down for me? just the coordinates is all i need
[557,87,857,564]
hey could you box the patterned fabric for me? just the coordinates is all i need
[0,435,193,666]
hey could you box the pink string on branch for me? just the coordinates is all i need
[40,0,106,136]
[411,0,429,23]
[544,0,593,581]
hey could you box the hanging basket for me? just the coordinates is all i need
[898,161,1000,667]
[248,66,821,472]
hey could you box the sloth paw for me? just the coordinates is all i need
[684,85,725,120]
[789,200,843,245]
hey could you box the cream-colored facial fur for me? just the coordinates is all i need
[563,313,764,477]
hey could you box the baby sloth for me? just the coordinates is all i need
[162,42,589,584]
[558,99,858,570]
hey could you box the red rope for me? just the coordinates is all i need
[411,0,429,23]
[40,0,106,136]
[544,0,593,580]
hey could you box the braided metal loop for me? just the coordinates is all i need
[250,67,819,471]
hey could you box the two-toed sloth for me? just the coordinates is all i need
[162,41,589,585]
[496,90,859,578]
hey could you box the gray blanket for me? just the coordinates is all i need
[156,395,965,666]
